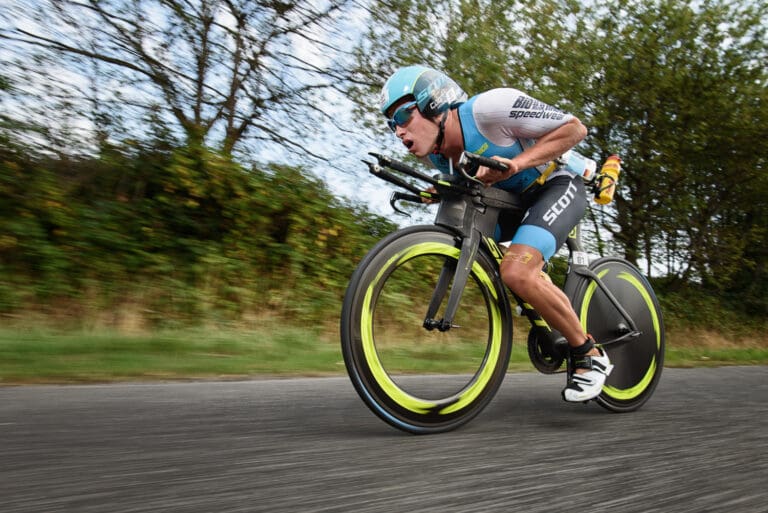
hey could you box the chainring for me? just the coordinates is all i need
[527,329,566,374]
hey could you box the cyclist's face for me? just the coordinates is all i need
[386,99,439,158]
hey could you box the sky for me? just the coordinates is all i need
[0,0,633,268]
[0,0,422,222]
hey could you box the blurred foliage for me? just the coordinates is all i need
[0,0,765,333]
[0,0,359,159]
[0,124,763,334]
[353,0,768,318]
[0,136,395,329]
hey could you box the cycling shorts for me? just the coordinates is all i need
[495,174,587,261]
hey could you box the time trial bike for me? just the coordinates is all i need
[340,151,664,434]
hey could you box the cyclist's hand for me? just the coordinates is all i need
[476,156,518,185]
[421,186,438,204]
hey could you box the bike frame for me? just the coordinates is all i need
[365,153,641,351]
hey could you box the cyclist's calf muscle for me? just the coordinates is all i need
[501,250,586,348]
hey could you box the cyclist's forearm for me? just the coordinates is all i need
[512,118,587,170]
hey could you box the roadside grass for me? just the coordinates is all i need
[664,346,768,367]
[0,327,344,384]
[0,326,766,384]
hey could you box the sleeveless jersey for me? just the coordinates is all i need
[428,88,575,193]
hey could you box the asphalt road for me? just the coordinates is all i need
[2,367,767,513]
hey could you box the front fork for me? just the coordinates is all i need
[423,229,482,331]
[421,229,565,360]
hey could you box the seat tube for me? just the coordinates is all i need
[563,223,590,300]
[566,224,589,267]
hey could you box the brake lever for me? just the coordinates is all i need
[389,192,411,217]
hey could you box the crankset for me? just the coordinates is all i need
[527,329,567,374]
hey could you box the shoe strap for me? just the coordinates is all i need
[568,336,596,375]
[572,353,610,374]
[570,336,595,356]
[572,355,596,371]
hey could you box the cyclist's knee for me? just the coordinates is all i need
[500,247,543,291]
[500,261,540,296]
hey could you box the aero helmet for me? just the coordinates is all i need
[379,65,467,119]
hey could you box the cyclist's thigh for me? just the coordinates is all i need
[506,175,587,261]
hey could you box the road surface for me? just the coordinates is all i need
[2,367,767,512]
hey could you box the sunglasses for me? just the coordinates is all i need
[386,101,418,132]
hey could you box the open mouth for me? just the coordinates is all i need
[403,139,414,150]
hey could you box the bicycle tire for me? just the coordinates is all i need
[567,257,665,412]
[340,226,513,434]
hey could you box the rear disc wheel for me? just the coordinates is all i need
[568,258,665,412]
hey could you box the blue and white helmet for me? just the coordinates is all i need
[379,65,467,118]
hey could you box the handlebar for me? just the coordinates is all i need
[364,151,514,215]
[458,152,509,173]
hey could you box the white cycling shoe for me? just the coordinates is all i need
[562,347,614,402]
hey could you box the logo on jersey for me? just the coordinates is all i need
[543,181,578,226]
[509,95,566,121]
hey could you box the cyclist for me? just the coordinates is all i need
[379,65,613,402]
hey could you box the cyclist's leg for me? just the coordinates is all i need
[499,175,611,400]
[501,244,585,344]
[500,175,587,346]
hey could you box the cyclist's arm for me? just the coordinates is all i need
[470,89,586,184]
[488,117,587,175]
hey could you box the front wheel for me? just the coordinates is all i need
[340,227,513,434]
[567,257,665,412]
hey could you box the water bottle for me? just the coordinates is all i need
[595,154,621,205]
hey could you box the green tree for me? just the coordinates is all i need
[580,1,767,283]
[352,0,767,302]
[0,0,360,159]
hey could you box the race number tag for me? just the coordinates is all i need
[572,251,590,267]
